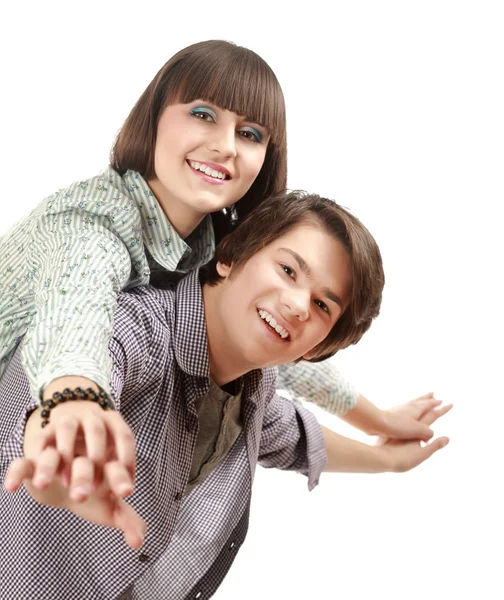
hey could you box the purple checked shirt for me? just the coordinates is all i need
[0,270,327,599]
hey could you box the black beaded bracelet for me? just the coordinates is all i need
[41,387,114,428]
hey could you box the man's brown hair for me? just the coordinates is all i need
[110,40,287,243]
[202,190,384,361]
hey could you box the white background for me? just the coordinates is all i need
[1,1,502,598]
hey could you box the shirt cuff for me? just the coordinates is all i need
[295,404,327,491]
[35,355,113,407]
[0,400,38,466]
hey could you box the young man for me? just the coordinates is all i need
[1,192,450,599]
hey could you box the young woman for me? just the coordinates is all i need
[0,40,285,405]
[0,40,433,473]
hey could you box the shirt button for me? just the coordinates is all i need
[138,553,149,563]
[229,541,236,549]
[195,593,202,599]
[186,420,195,433]
[174,492,183,501]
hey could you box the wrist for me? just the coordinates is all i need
[41,388,113,428]
[374,444,395,473]
[43,376,99,402]
[343,394,388,436]
[360,407,388,437]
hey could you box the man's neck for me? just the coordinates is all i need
[202,284,253,387]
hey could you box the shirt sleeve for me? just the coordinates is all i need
[22,210,133,404]
[258,385,327,491]
[106,291,157,412]
[277,359,359,416]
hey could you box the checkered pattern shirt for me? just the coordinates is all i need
[0,270,327,599]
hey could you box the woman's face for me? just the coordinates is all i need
[148,100,270,238]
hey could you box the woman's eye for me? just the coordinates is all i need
[238,127,262,143]
[190,107,216,122]
[282,264,295,278]
[314,299,329,313]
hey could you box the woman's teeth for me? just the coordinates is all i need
[189,161,227,180]
[258,309,289,339]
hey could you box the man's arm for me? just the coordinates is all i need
[258,383,327,490]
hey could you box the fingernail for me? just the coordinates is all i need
[117,483,133,497]
[34,475,48,488]
[136,527,145,544]
[72,485,90,499]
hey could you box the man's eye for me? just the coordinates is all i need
[282,264,295,278]
[315,299,329,313]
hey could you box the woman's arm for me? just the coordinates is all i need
[23,207,134,405]
[277,360,359,415]
[278,361,436,440]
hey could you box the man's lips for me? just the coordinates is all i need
[257,308,291,340]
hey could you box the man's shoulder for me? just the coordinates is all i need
[119,284,175,315]
[115,285,176,336]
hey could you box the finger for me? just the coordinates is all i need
[113,498,146,550]
[55,415,80,464]
[408,420,434,441]
[30,423,58,456]
[409,392,435,403]
[33,447,62,489]
[414,398,442,416]
[413,436,450,468]
[103,460,134,498]
[70,456,95,502]
[82,414,108,465]
[104,412,136,479]
[420,403,453,427]
[61,464,72,488]
[4,458,36,492]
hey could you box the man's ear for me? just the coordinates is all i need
[216,261,232,278]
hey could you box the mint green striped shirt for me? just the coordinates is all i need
[0,167,357,414]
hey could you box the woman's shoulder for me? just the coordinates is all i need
[40,166,140,217]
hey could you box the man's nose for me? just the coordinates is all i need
[282,289,310,322]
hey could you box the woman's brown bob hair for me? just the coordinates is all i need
[201,191,385,361]
[110,40,287,243]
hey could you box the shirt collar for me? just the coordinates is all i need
[173,270,210,379]
[121,170,215,273]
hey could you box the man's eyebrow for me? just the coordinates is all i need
[278,248,344,309]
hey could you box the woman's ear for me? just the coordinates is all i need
[216,261,232,278]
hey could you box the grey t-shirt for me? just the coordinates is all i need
[185,378,243,495]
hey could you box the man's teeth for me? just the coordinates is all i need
[258,309,289,339]
[189,161,227,180]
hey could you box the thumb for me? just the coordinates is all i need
[113,499,147,550]
[411,420,434,441]
[414,436,450,468]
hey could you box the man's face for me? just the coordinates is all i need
[212,221,353,371]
